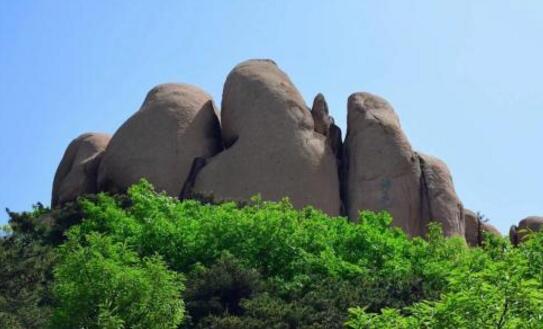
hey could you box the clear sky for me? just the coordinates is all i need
[1,1,541,233]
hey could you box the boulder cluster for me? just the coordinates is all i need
[52,59,540,244]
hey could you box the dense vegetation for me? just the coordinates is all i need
[1,180,542,328]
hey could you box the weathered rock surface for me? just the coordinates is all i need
[52,133,111,207]
[311,94,343,162]
[343,92,466,237]
[419,153,465,237]
[97,83,223,196]
[482,222,501,238]
[49,60,496,240]
[510,216,543,245]
[464,210,480,246]
[464,209,501,246]
[311,93,333,136]
[343,92,422,234]
[193,60,341,215]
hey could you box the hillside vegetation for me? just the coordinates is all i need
[1,180,542,328]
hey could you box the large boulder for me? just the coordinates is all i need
[419,153,465,237]
[510,216,543,245]
[52,133,111,207]
[343,93,465,237]
[343,92,422,235]
[97,83,223,196]
[464,209,501,246]
[193,60,341,215]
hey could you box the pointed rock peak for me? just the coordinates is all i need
[311,93,332,136]
[312,93,329,114]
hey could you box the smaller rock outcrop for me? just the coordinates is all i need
[419,153,465,237]
[97,83,223,196]
[510,216,543,245]
[311,94,343,161]
[483,222,501,238]
[464,209,501,246]
[51,133,111,207]
[311,93,333,136]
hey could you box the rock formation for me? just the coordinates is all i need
[51,133,111,207]
[343,93,465,236]
[464,209,501,246]
[192,60,342,216]
[419,153,465,237]
[311,93,332,136]
[97,83,223,196]
[343,92,423,235]
[50,59,507,240]
[510,216,543,245]
[311,94,343,162]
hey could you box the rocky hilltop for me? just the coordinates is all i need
[51,59,540,244]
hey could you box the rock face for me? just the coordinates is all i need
[51,133,111,207]
[49,59,490,239]
[510,216,543,245]
[464,209,501,246]
[419,153,465,237]
[343,92,423,235]
[464,210,480,246]
[192,60,341,215]
[343,92,465,237]
[97,83,223,196]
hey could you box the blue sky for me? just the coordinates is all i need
[1,1,541,233]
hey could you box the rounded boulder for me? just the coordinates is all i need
[343,92,422,235]
[97,83,223,196]
[52,133,111,207]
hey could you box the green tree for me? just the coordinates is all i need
[49,231,185,329]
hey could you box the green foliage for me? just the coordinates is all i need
[3,180,543,328]
[346,233,543,329]
[0,205,59,329]
[0,234,55,329]
[49,231,185,329]
[54,180,475,327]
[183,252,262,327]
